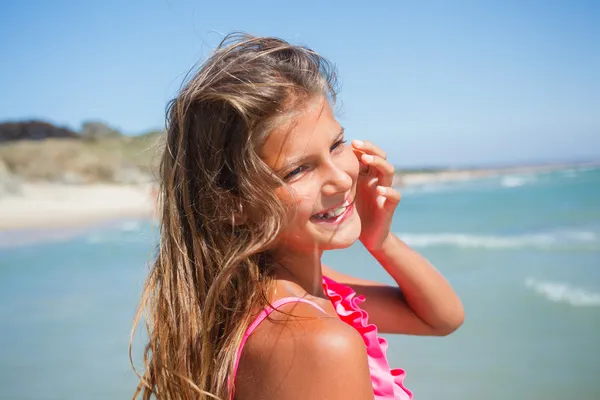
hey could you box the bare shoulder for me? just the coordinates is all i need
[235,302,374,400]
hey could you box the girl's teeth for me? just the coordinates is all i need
[315,200,350,220]
[330,207,345,217]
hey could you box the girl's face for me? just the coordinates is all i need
[259,96,361,253]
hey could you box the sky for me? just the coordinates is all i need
[1,0,599,167]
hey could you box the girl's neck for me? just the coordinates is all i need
[271,248,325,298]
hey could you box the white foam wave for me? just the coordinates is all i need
[85,220,147,244]
[401,183,454,195]
[500,174,537,188]
[86,232,147,244]
[525,278,600,307]
[397,230,598,250]
[119,220,143,232]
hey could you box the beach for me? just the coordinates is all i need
[0,183,155,231]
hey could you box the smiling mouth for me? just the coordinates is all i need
[311,198,354,222]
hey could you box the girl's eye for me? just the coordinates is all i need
[284,165,306,181]
[283,139,346,181]
[331,139,347,153]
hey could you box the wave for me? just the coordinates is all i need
[118,220,144,232]
[396,230,598,250]
[86,233,145,244]
[401,173,541,196]
[85,220,151,244]
[401,183,457,195]
[500,174,537,188]
[525,277,600,307]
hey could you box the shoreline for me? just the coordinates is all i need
[1,161,597,233]
[0,183,156,232]
[393,161,599,187]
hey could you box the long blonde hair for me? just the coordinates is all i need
[130,32,338,399]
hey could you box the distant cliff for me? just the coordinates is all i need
[0,120,162,193]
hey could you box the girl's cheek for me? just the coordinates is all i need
[275,186,316,216]
[292,190,317,215]
[342,147,360,178]
[274,186,291,203]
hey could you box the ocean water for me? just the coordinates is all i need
[1,166,599,399]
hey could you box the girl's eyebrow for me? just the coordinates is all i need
[276,127,345,174]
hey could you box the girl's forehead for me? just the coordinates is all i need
[259,98,340,169]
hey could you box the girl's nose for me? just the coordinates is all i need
[321,162,352,197]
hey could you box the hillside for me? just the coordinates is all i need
[0,121,163,196]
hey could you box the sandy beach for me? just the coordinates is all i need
[0,183,155,231]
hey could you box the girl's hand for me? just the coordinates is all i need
[352,139,401,251]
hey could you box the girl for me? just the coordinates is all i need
[131,32,464,400]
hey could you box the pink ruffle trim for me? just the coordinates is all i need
[323,276,413,400]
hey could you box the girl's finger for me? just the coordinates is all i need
[352,147,366,162]
[361,153,394,186]
[352,140,387,160]
[376,186,402,210]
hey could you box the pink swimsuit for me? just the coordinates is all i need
[230,275,413,399]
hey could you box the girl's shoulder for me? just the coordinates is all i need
[241,290,357,358]
[235,299,373,399]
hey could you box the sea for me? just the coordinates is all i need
[1,165,599,400]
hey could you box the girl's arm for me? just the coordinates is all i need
[323,233,464,336]
[334,139,464,336]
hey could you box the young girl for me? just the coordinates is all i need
[131,32,464,400]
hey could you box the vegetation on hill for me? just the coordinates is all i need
[0,120,163,191]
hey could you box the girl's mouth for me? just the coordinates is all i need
[310,199,355,225]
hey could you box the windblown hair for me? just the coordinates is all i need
[130,33,338,400]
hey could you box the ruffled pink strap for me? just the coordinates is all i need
[322,275,413,400]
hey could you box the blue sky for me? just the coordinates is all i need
[1,0,598,167]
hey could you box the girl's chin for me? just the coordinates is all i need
[317,229,361,250]
[274,216,361,251]
[274,230,360,253]
[313,217,362,249]
[320,237,358,251]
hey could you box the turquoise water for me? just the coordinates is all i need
[1,166,599,399]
